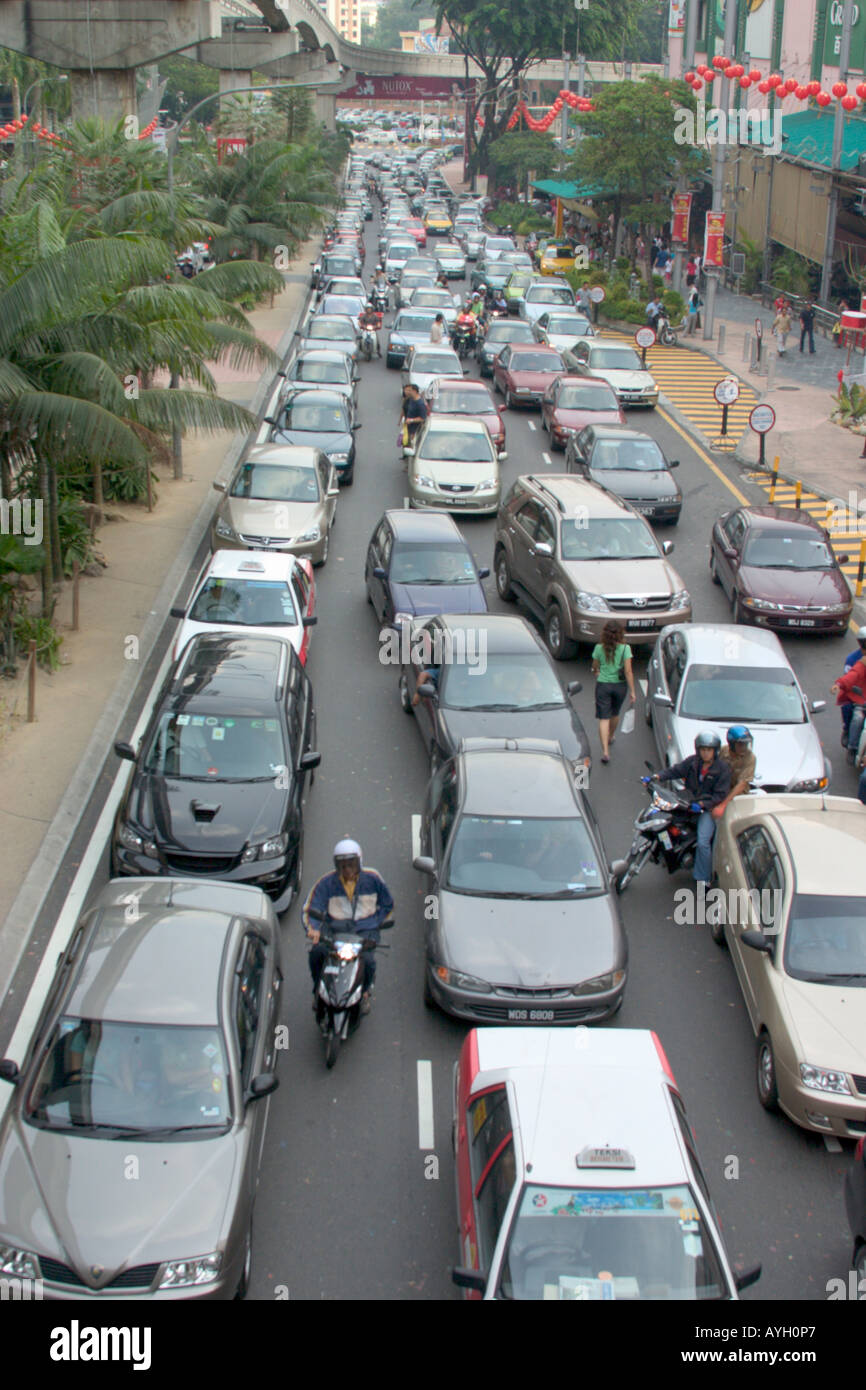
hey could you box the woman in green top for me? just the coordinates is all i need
[591,620,636,763]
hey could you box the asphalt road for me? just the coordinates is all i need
[6,207,859,1303]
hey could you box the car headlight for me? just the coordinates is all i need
[0,1243,40,1279]
[118,823,157,856]
[299,525,321,543]
[788,776,828,793]
[329,452,350,463]
[435,965,492,994]
[742,596,780,611]
[476,478,498,491]
[576,591,609,613]
[799,1064,852,1096]
[573,969,625,996]
[415,474,436,489]
[670,589,690,609]
[215,517,237,540]
[393,611,413,626]
[158,1253,223,1289]
[513,387,532,395]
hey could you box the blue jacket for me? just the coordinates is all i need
[303,868,394,935]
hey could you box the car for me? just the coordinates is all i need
[265,388,360,486]
[423,377,507,457]
[384,241,418,281]
[364,509,489,627]
[396,270,437,308]
[424,207,453,235]
[503,271,536,307]
[712,793,866,1138]
[386,309,440,367]
[435,243,467,278]
[317,294,366,331]
[647,624,830,791]
[470,258,514,296]
[709,506,853,634]
[538,242,580,277]
[460,227,486,261]
[171,551,317,665]
[317,275,367,305]
[566,340,659,408]
[0,878,284,1300]
[844,1136,866,1282]
[398,613,589,776]
[565,425,682,524]
[403,216,428,246]
[540,376,625,450]
[476,319,537,376]
[494,474,692,659]
[492,344,566,409]
[519,281,578,325]
[402,255,441,279]
[479,234,517,261]
[281,349,358,404]
[450,1026,761,1300]
[401,344,464,395]
[407,286,460,325]
[296,315,359,361]
[112,635,320,912]
[532,310,596,354]
[407,416,501,516]
[210,444,338,566]
[411,737,627,1022]
[311,250,359,287]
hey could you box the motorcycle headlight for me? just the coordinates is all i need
[215,517,237,540]
[0,1243,40,1279]
[435,966,492,994]
[799,1064,852,1096]
[577,591,609,613]
[158,1253,223,1289]
[573,970,625,996]
[669,589,690,609]
[787,776,828,793]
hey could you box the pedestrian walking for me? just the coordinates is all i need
[772,305,791,355]
[799,298,816,354]
[591,621,636,763]
[833,299,848,349]
[686,284,701,334]
[430,313,445,343]
[685,256,697,287]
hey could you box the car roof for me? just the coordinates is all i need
[736,505,825,532]
[472,1029,687,1186]
[171,634,292,705]
[432,612,542,653]
[304,316,356,331]
[425,416,488,435]
[586,426,655,441]
[284,389,349,407]
[384,508,463,541]
[432,378,491,394]
[460,739,577,815]
[672,622,788,665]
[729,795,866,895]
[292,349,349,363]
[518,473,639,518]
[201,551,298,583]
[244,443,320,468]
[509,344,563,357]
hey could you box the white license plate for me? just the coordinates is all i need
[323,965,340,974]
[787,618,815,627]
[658,831,672,850]
[628,619,656,629]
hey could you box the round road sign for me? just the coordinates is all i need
[749,403,776,434]
[754,317,763,339]
[635,326,656,349]
[714,376,740,406]
[588,286,605,303]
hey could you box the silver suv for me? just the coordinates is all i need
[493,475,692,659]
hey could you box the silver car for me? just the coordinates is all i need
[647,624,830,793]
[211,444,338,566]
[401,344,464,394]
[0,878,282,1300]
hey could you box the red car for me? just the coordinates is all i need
[423,377,507,457]
[492,343,565,409]
[709,505,853,633]
[540,375,625,450]
[404,218,428,248]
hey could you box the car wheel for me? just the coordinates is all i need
[756,1030,779,1112]
[399,673,413,713]
[709,549,720,585]
[544,604,577,661]
[505,388,513,408]
[709,911,726,946]
[292,834,304,895]
[315,529,330,567]
[731,589,745,624]
[495,548,515,602]
[342,469,354,487]
[645,697,653,728]
[234,1224,252,1300]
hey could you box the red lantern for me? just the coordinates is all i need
[757,80,770,94]
[728,64,744,78]
[704,70,716,83]
[692,80,703,92]
[749,69,762,81]
[857,82,866,99]
[843,94,858,110]
[784,78,798,94]
[739,76,751,89]
[795,85,808,100]
[806,80,821,96]
[711,55,725,69]
[816,91,833,107]
[19,112,27,123]
[685,70,695,83]
[832,81,848,98]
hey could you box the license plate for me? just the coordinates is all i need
[787,618,815,627]
[507,1008,554,1021]
[628,618,656,629]
[658,831,672,850]
[323,965,340,974]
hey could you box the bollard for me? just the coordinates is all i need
[858,538,866,597]
[742,331,751,362]
[794,479,802,507]
[769,456,780,502]
[27,639,36,722]
[718,324,726,353]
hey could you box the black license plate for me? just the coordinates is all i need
[507,1008,555,1021]
[628,618,656,629]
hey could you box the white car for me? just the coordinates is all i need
[452,1027,761,1300]
[401,344,463,394]
[533,311,596,353]
[407,286,460,326]
[171,550,317,666]
[567,340,659,408]
[519,280,577,325]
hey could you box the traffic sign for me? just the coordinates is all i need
[588,286,605,303]
[635,326,656,349]
[754,318,763,340]
[749,404,775,434]
[714,376,740,406]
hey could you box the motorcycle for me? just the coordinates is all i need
[656,313,678,347]
[614,767,699,894]
[371,285,390,313]
[451,324,476,360]
[360,319,381,361]
[308,908,393,1069]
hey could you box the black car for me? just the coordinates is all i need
[311,250,359,288]
[844,1136,866,1282]
[268,389,360,486]
[365,510,489,628]
[476,319,537,377]
[398,613,591,778]
[565,424,682,524]
[112,635,320,913]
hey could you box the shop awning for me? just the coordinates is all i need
[779,110,866,173]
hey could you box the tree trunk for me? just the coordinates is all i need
[92,457,104,507]
[11,76,20,123]
[38,453,53,619]
[169,372,183,478]
[49,461,62,578]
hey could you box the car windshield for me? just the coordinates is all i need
[322,297,363,315]
[291,361,347,384]
[784,894,866,984]
[558,385,617,410]
[322,260,355,276]
[412,352,461,375]
[434,389,494,414]
[511,353,565,373]
[560,517,659,561]
[528,288,575,304]
[144,711,287,781]
[230,462,320,502]
[188,578,297,627]
[487,325,534,344]
[498,1184,728,1301]
[445,814,602,896]
[26,1020,232,1135]
[396,315,437,334]
[486,238,515,251]
[308,321,354,341]
[413,293,451,307]
[546,246,574,259]
[678,664,805,723]
[404,276,434,289]
[591,438,666,471]
[390,541,477,584]
[276,402,349,432]
[442,653,564,711]
[591,348,643,370]
[420,428,493,463]
[742,531,835,570]
[547,316,592,336]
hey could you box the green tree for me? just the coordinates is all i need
[158,55,220,123]
[486,131,557,197]
[271,85,314,143]
[362,0,426,51]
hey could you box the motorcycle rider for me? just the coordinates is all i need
[304,839,394,1015]
[358,301,383,357]
[832,625,866,749]
[371,263,389,309]
[649,732,731,886]
[453,301,478,350]
[714,726,757,816]
[645,294,663,333]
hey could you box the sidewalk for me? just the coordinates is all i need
[0,237,318,983]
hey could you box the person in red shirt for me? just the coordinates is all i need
[832,651,866,760]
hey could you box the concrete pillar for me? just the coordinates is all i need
[313,90,337,131]
[69,69,136,123]
[220,69,254,95]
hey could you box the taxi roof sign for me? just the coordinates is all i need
[576,1145,636,1170]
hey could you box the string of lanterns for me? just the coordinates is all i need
[686,57,866,112]
[0,113,161,145]
[476,89,595,131]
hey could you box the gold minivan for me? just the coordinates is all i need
[211,444,339,568]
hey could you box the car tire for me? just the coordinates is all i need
[399,673,413,713]
[731,589,745,624]
[234,1224,252,1300]
[756,1030,779,1112]
[854,1243,866,1282]
[645,697,653,728]
[505,388,513,408]
[315,530,330,568]
[709,912,726,946]
[342,469,354,487]
[495,548,516,602]
[544,604,577,661]
[709,550,721,585]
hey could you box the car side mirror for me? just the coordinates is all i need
[609,859,627,879]
[810,699,826,713]
[249,1073,279,1100]
[373,567,387,580]
[733,1264,762,1292]
[264,416,275,425]
[328,486,340,498]
[534,542,553,557]
[662,540,674,555]
[652,693,673,709]
[300,751,322,771]
[740,930,773,955]
[114,741,136,761]
[413,855,436,875]
[836,554,849,565]
[169,606,185,620]
[669,460,680,468]
[477,567,490,580]
[567,680,582,695]
[212,481,227,493]
[353,422,363,430]
[0,1059,20,1085]
[302,615,318,628]
[451,1267,486,1292]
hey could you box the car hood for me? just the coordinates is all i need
[286,380,353,400]
[389,579,488,617]
[0,1114,240,1283]
[389,328,437,345]
[561,557,681,597]
[509,369,561,389]
[779,976,866,1073]
[670,717,824,789]
[553,407,624,430]
[271,428,352,455]
[439,706,585,761]
[224,496,319,540]
[547,333,594,352]
[413,457,498,484]
[738,565,850,606]
[126,775,288,852]
[437,892,622,985]
[435,410,503,441]
[589,467,680,500]
[591,367,657,390]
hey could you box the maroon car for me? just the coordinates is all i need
[423,377,507,457]
[492,344,565,409]
[540,375,626,450]
[709,506,852,633]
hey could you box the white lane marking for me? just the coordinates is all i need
[823,1135,843,1153]
[542,452,552,466]
[417,1059,435,1150]
[527,420,536,431]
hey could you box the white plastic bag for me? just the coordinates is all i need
[619,706,635,736]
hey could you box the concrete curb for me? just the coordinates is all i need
[0,274,315,1004]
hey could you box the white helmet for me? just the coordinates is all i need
[333,838,362,869]
[857,625,866,642]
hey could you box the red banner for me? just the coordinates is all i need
[217,137,247,163]
[339,74,468,101]
[671,192,692,244]
[704,211,726,269]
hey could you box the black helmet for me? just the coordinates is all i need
[694,731,721,752]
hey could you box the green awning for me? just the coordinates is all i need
[779,110,866,171]
[531,178,610,199]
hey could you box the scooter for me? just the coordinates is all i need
[308,909,393,1069]
[656,313,678,347]
[451,324,476,360]
[360,316,381,361]
[614,766,698,894]
[371,285,390,313]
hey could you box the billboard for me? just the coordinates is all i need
[340,74,468,100]
[413,34,450,53]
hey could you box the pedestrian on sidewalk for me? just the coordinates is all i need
[591,621,635,764]
[772,304,791,355]
[799,298,817,354]
[686,256,697,287]
[686,284,701,334]
[833,300,849,349]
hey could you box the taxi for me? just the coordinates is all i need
[451,1027,761,1301]
[424,206,453,236]
[539,242,578,277]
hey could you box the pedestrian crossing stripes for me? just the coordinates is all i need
[746,470,866,581]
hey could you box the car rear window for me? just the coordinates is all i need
[510,352,565,373]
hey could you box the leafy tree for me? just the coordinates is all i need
[158,56,219,123]
[486,131,557,196]
[362,0,426,51]
[271,85,314,144]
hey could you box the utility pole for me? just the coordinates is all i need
[703,0,739,339]
[821,0,855,303]
[672,0,701,295]
[683,0,698,71]
[560,51,570,177]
